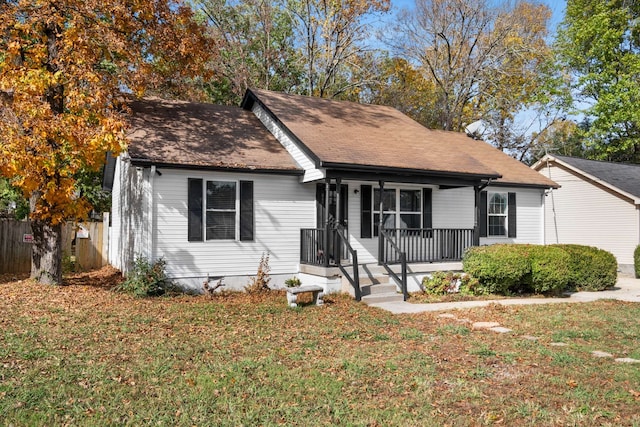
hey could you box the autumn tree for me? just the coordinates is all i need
[555,0,640,162]
[0,0,212,284]
[364,56,441,127]
[196,0,303,104]
[287,0,390,98]
[389,0,555,146]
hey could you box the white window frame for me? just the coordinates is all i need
[487,192,508,237]
[205,180,239,241]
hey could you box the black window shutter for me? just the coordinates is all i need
[240,181,254,241]
[508,192,517,238]
[479,191,488,238]
[316,183,325,229]
[360,185,372,238]
[422,188,433,229]
[188,178,203,242]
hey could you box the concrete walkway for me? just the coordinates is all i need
[368,276,640,314]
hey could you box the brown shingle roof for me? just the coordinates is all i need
[454,136,559,188]
[126,97,301,172]
[248,89,557,187]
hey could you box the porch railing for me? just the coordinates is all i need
[300,228,327,266]
[380,228,475,264]
[300,227,361,301]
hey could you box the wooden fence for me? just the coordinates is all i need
[0,219,108,274]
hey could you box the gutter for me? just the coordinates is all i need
[129,158,304,176]
[320,161,502,181]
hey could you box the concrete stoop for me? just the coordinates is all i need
[360,280,404,305]
[337,263,409,303]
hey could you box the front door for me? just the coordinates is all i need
[316,183,348,263]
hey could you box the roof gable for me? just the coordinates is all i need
[535,155,640,200]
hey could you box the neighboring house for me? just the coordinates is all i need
[106,89,557,296]
[533,154,640,274]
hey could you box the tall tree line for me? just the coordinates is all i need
[2,0,637,283]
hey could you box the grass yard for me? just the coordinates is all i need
[1,268,639,426]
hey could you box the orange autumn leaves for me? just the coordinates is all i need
[0,0,213,224]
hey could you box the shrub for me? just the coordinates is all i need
[421,271,482,296]
[284,276,302,288]
[422,272,458,295]
[116,256,170,297]
[462,245,531,294]
[246,252,271,293]
[464,243,618,296]
[635,245,640,279]
[528,245,570,295]
[554,244,617,291]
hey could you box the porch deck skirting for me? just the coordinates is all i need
[300,227,475,266]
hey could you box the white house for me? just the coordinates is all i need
[106,89,557,299]
[533,154,640,274]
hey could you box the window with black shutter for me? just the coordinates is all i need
[480,191,516,238]
[187,178,254,241]
[188,178,203,241]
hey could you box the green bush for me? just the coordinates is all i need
[422,271,457,295]
[554,244,617,291]
[528,245,570,295]
[421,272,482,296]
[116,256,170,297]
[462,245,531,294]
[284,276,302,288]
[463,244,618,296]
[635,245,640,279]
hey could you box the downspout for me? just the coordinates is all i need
[545,156,559,244]
[149,165,156,261]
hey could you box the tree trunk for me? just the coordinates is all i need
[30,193,63,285]
[30,219,63,285]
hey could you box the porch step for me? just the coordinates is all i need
[361,281,404,305]
[361,282,397,295]
[361,291,404,305]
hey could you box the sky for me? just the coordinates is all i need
[389,0,568,37]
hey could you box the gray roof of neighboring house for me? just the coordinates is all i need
[552,155,640,199]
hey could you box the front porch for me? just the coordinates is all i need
[300,225,476,302]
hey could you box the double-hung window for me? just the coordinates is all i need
[488,192,507,237]
[479,191,516,238]
[206,181,236,240]
[188,178,254,241]
[372,188,423,236]
[373,189,396,236]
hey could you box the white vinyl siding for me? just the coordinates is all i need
[432,187,475,229]
[108,155,150,273]
[252,103,325,183]
[153,169,315,280]
[541,164,639,265]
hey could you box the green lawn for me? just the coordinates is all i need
[1,269,639,426]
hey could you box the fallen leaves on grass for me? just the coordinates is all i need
[0,269,639,426]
